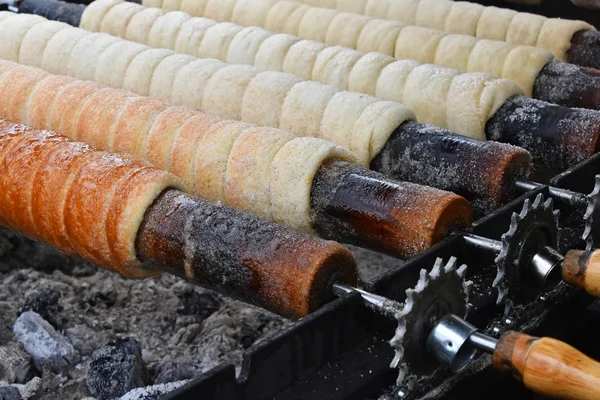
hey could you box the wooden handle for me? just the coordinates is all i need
[562,249,600,296]
[493,331,600,400]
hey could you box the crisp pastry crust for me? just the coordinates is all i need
[80,0,522,140]
[0,120,184,277]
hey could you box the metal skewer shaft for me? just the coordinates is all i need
[515,180,588,205]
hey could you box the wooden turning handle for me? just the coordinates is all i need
[562,249,600,296]
[493,331,600,400]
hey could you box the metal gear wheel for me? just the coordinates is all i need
[493,194,560,306]
[390,257,470,387]
[583,175,600,251]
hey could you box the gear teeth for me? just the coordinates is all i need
[532,193,543,209]
[583,175,600,250]
[391,258,470,388]
[494,194,560,307]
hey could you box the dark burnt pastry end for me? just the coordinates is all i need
[486,95,600,172]
[136,189,358,320]
[534,58,600,110]
[371,121,532,216]
[568,29,600,70]
[310,160,472,259]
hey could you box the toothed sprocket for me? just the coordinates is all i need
[390,257,470,388]
[493,194,560,306]
[583,175,600,251]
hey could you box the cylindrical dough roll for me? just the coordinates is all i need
[281,38,326,80]
[111,97,169,158]
[536,19,594,61]
[169,113,222,182]
[241,71,302,128]
[74,88,134,150]
[180,0,210,17]
[466,39,514,83]
[100,1,142,37]
[279,81,337,140]
[192,121,252,202]
[297,7,338,43]
[0,68,49,125]
[0,13,46,62]
[324,12,371,49]
[80,0,121,32]
[198,22,244,60]
[64,154,147,265]
[0,130,69,237]
[202,64,259,120]
[444,2,484,36]
[122,48,173,95]
[145,107,197,171]
[375,59,421,104]
[270,137,356,233]
[48,81,104,140]
[126,8,165,44]
[170,58,224,111]
[402,65,455,128]
[433,34,479,73]
[225,127,295,220]
[395,26,446,64]
[347,52,394,96]
[67,32,121,81]
[162,0,183,11]
[264,2,309,36]
[147,11,191,50]
[311,46,363,90]
[95,41,148,88]
[26,75,75,129]
[203,0,237,22]
[320,91,377,154]
[505,13,546,47]
[356,19,404,56]
[226,26,272,65]
[174,17,217,55]
[19,21,68,68]
[231,0,278,27]
[254,34,300,71]
[415,0,452,31]
[149,53,198,100]
[351,100,415,161]
[0,120,185,276]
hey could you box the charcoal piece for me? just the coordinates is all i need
[0,386,21,400]
[11,377,41,400]
[86,338,148,400]
[154,362,194,385]
[176,289,221,320]
[0,347,32,384]
[12,312,79,373]
[0,303,16,345]
[20,290,62,329]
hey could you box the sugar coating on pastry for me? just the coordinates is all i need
[270,137,357,233]
[225,127,295,220]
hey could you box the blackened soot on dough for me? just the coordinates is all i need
[486,95,600,171]
[310,160,472,258]
[136,190,357,319]
[534,59,600,110]
[19,0,85,26]
[568,29,600,70]
[370,121,531,216]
